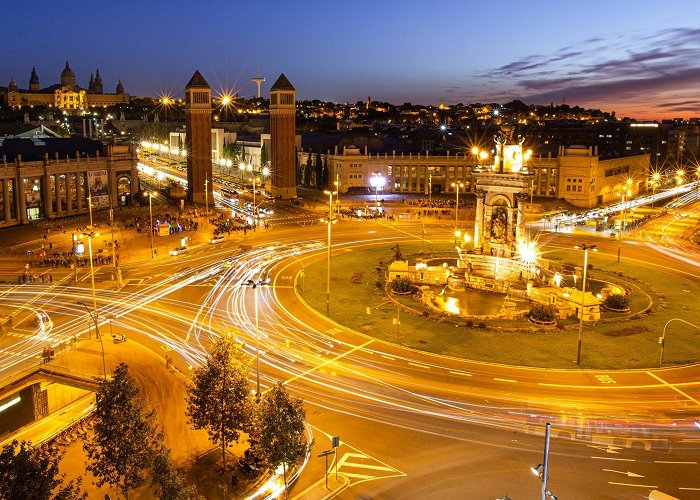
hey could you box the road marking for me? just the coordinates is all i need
[588,444,622,454]
[679,487,700,490]
[654,460,697,464]
[646,371,700,406]
[591,457,635,462]
[595,374,617,384]
[340,462,396,471]
[494,377,517,383]
[608,482,658,488]
[381,355,395,361]
[408,362,430,369]
[603,469,644,478]
[342,472,375,480]
[449,370,472,377]
[281,339,374,387]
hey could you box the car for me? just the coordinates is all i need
[209,235,225,244]
[169,246,188,256]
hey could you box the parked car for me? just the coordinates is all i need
[209,235,225,244]
[169,246,188,256]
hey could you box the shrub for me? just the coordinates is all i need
[529,304,557,322]
[391,277,414,294]
[465,320,474,328]
[477,322,486,329]
[604,293,629,310]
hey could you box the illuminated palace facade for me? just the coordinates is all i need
[303,145,650,208]
[0,137,138,228]
[2,62,129,111]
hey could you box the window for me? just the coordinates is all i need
[566,186,571,192]
[280,93,293,105]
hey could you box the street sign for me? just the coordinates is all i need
[318,449,335,458]
[332,436,340,448]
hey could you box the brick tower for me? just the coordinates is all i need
[269,73,297,199]
[185,71,212,205]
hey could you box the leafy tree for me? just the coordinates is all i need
[391,277,414,294]
[223,142,241,163]
[151,446,202,500]
[84,363,162,499]
[529,304,557,322]
[260,142,267,168]
[304,153,313,187]
[603,293,629,311]
[322,155,329,189]
[256,382,307,491]
[315,152,323,189]
[0,440,85,500]
[185,334,253,469]
[296,152,302,185]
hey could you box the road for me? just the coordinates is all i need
[1,198,700,499]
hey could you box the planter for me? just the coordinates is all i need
[603,306,630,313]
[390,290,413,296]
[527,316,557,326]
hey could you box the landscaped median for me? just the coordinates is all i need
[296,241,700,369]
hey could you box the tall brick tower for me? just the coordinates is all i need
[185,71,212,205]
[269,73,297,199]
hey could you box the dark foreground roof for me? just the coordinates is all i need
[271,73,295,91]
[0,137,103,162]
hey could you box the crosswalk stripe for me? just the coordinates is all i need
[341,472,375,480]
[340,462,396,471]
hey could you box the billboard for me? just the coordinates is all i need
[88,170,109,208]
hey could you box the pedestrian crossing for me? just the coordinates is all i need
[333,451,405,484]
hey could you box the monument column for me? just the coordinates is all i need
[269,74,297,199]
[66,173,74,214]
[185,71,213,206]
[17,176,28,224]
[56,175,63,215]
[474,189,485,250]
[77,173,84,211]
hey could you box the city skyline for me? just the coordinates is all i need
[2,0,700,120]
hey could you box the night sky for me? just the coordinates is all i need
[4,0,700,119]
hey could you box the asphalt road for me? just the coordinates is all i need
[1,198,700,499]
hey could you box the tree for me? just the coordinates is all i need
[84,363,162,499]
[260,142,267,168]
[304,153,313,187]
[256,382,307,491]
[0,440,85,500]
[315,152,323,189]
[185,334,253,469]
[151,446,202,500]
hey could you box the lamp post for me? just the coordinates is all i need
[650,172,660,213]
[87,195,93,230]
[78,301,106,380]
[321,190,337,315]
[530,422,556,500]
[660,318,700,365]
[145,191,155,258]
[428,171,432,205]
[451,181,464,242]
[370,173,385,214]
[616,189,630,263]
[109,205,121,289]
[204,177,209,215]
[575,243,597,365]
[244,278,270,399]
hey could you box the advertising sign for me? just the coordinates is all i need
[88,170,109,208]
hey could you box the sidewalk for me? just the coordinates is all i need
[291,474,349,500]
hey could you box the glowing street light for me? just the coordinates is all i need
[244,277,270,399]
[574,243,597,365]
[145,191,156,258]
[369,173,386,213]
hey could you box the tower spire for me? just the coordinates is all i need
[251,62,266,99]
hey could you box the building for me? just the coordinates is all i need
[299,143,649,209]
[0,135,138,228]
[1,62,129,111]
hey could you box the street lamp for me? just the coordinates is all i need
[244,277,270,399]
[650,172,660,213]
[530,422,557,500]
[204,177,209,215]
[369,173,386,213]
[77,301,106,380]
[616,189,630,263]
[574,243,597,365]
[451,181,464,242]
[321,190,337,315]
[660,318,700,365]
[145,191,156,258]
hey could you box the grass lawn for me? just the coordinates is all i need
[299,241,700,369]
